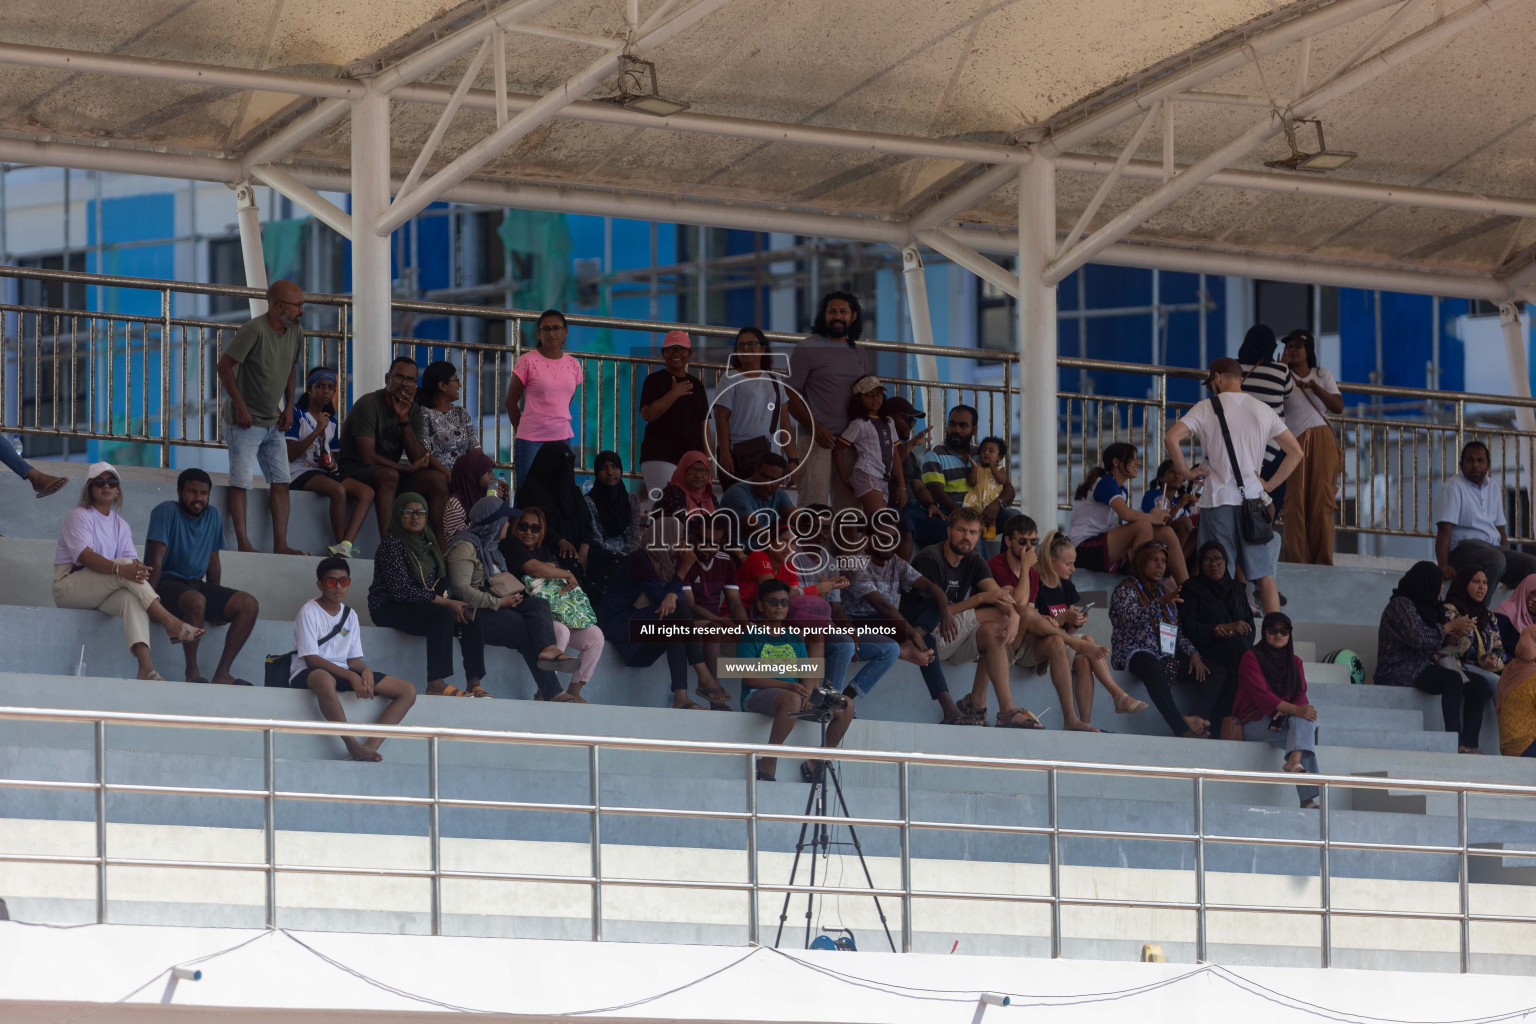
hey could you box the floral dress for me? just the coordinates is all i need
[420,405,479,471]
[1441,602,1505,673]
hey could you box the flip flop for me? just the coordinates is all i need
[230,678,254,687]
[189,676,211,686]
[537,654,582,673]
[696,687,733,711]
[1114,695,1149,714]
[34,476,67,499]
[551,692,582,703]
[138,670,166,681]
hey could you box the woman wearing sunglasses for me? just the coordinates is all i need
[1234,612,1321,808]
[51,461,205,680]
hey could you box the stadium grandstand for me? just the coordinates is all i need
[4,0,1536,1021]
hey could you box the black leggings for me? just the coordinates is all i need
[606,605,704,695]
[371,600,484,683]
[476,596,562,699]
[903,604,952,700]
[1128,651,1226,737]
[1412,663,1488,749]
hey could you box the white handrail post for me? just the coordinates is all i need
[1016,158,1059,526]
[350,89,393,398]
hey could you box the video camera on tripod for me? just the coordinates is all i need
[795,685,849,721]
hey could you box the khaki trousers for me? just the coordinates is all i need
[793,444,858,511]
[1281,423,1341,565]
[53,559,159,649]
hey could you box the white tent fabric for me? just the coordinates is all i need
[0,0,1533,290]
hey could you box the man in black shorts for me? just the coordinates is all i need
[337,355,449,538]
[145,468,261,685]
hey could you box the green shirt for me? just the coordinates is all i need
[221,314,302,427]
[339,388,425,471]
[735,628,808,710]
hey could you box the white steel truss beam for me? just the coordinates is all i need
[1308,0,1427,94]
[248,164,353,240]
[369,0,568,95]
[1037,0,1404,155]
[237,98,349,174]
[906,163,1021,234]
[916,228,1019,298]
[0,41,363,99]
[396,37,495,203]
[378,0,738,235]
[1058,104,1160,256]
[1043,0,1519,286]
[1055,153,1536,221]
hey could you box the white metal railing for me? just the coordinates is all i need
[2,704,1535,971]
[4,263,1534,542]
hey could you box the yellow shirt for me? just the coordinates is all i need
[964,473,1005,538]
[1498,672,1536,757]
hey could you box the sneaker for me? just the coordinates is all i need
[328,541,355,558]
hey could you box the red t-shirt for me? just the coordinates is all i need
[988,552,1019,590]
[738,550,798,608]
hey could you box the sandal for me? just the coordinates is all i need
[696,686,733,711]
[1283,761,1308,774]
[755,768,777,782]
[551,692,582,703]
[537,653,582,673]
[466,684,493,698]
[1114,693,1148,714]
[432,685,469,697]
[137,669,165,681]
[800,760,825,784]
[672,697,705,710]
[942,709,989,726]
[957,693,988,720]
[997,708,1043,730]
[168,623,205,646]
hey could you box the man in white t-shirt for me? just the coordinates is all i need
[1279,329,1344,566]
[293,556,416,761]
[1164,357,1303,615]
[1435,440,1536,588]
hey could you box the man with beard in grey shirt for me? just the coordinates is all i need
[787,291,871,510]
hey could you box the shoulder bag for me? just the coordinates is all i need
[265,607,353,688]
[1211,394,1274,546]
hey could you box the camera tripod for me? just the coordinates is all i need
[773,708,896,952]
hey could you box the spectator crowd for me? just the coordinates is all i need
[11,280,1535,774]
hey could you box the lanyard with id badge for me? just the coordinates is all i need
[1138,579,1180,656]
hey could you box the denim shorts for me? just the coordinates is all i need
[226,424,289,489]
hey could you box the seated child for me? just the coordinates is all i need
[964,436,1010,539]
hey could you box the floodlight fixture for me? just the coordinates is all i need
[615,56,690,117]
[1265,118,1357,173]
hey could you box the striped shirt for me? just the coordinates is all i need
[920,444,972,499]
[1240,359,1292,460]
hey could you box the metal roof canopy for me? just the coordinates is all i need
[2,0,1535,515]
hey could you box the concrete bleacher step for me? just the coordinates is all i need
[0,459,382,557]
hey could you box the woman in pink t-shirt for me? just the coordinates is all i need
[505,308,584,489]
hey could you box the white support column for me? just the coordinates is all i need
[350,89,394,399]
[233,182,268,319]
[1016,158,1059,524]
[1500,302,1536,434]
[900,246,941,388]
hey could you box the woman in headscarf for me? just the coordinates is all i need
[656,451,718,518]
[1234,612,1320,807]
[444,496,580,701]
[1493,574,1536,655]
[1496,626,1536,757]
[595,513,729,710]
[502,506,606,702]
[443,448,498,541]
[584,451,646,608]
[1441,565,1505,702]
[1109,541,1222,738]
[368,492,486,697]
[1375,560,1486,752]
[514,440,592,566]
[1179,540,1254,722]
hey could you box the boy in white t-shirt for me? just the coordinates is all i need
[293,556,416,761]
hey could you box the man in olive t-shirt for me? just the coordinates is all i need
[339,355,448,537]
[216,279,306,555]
